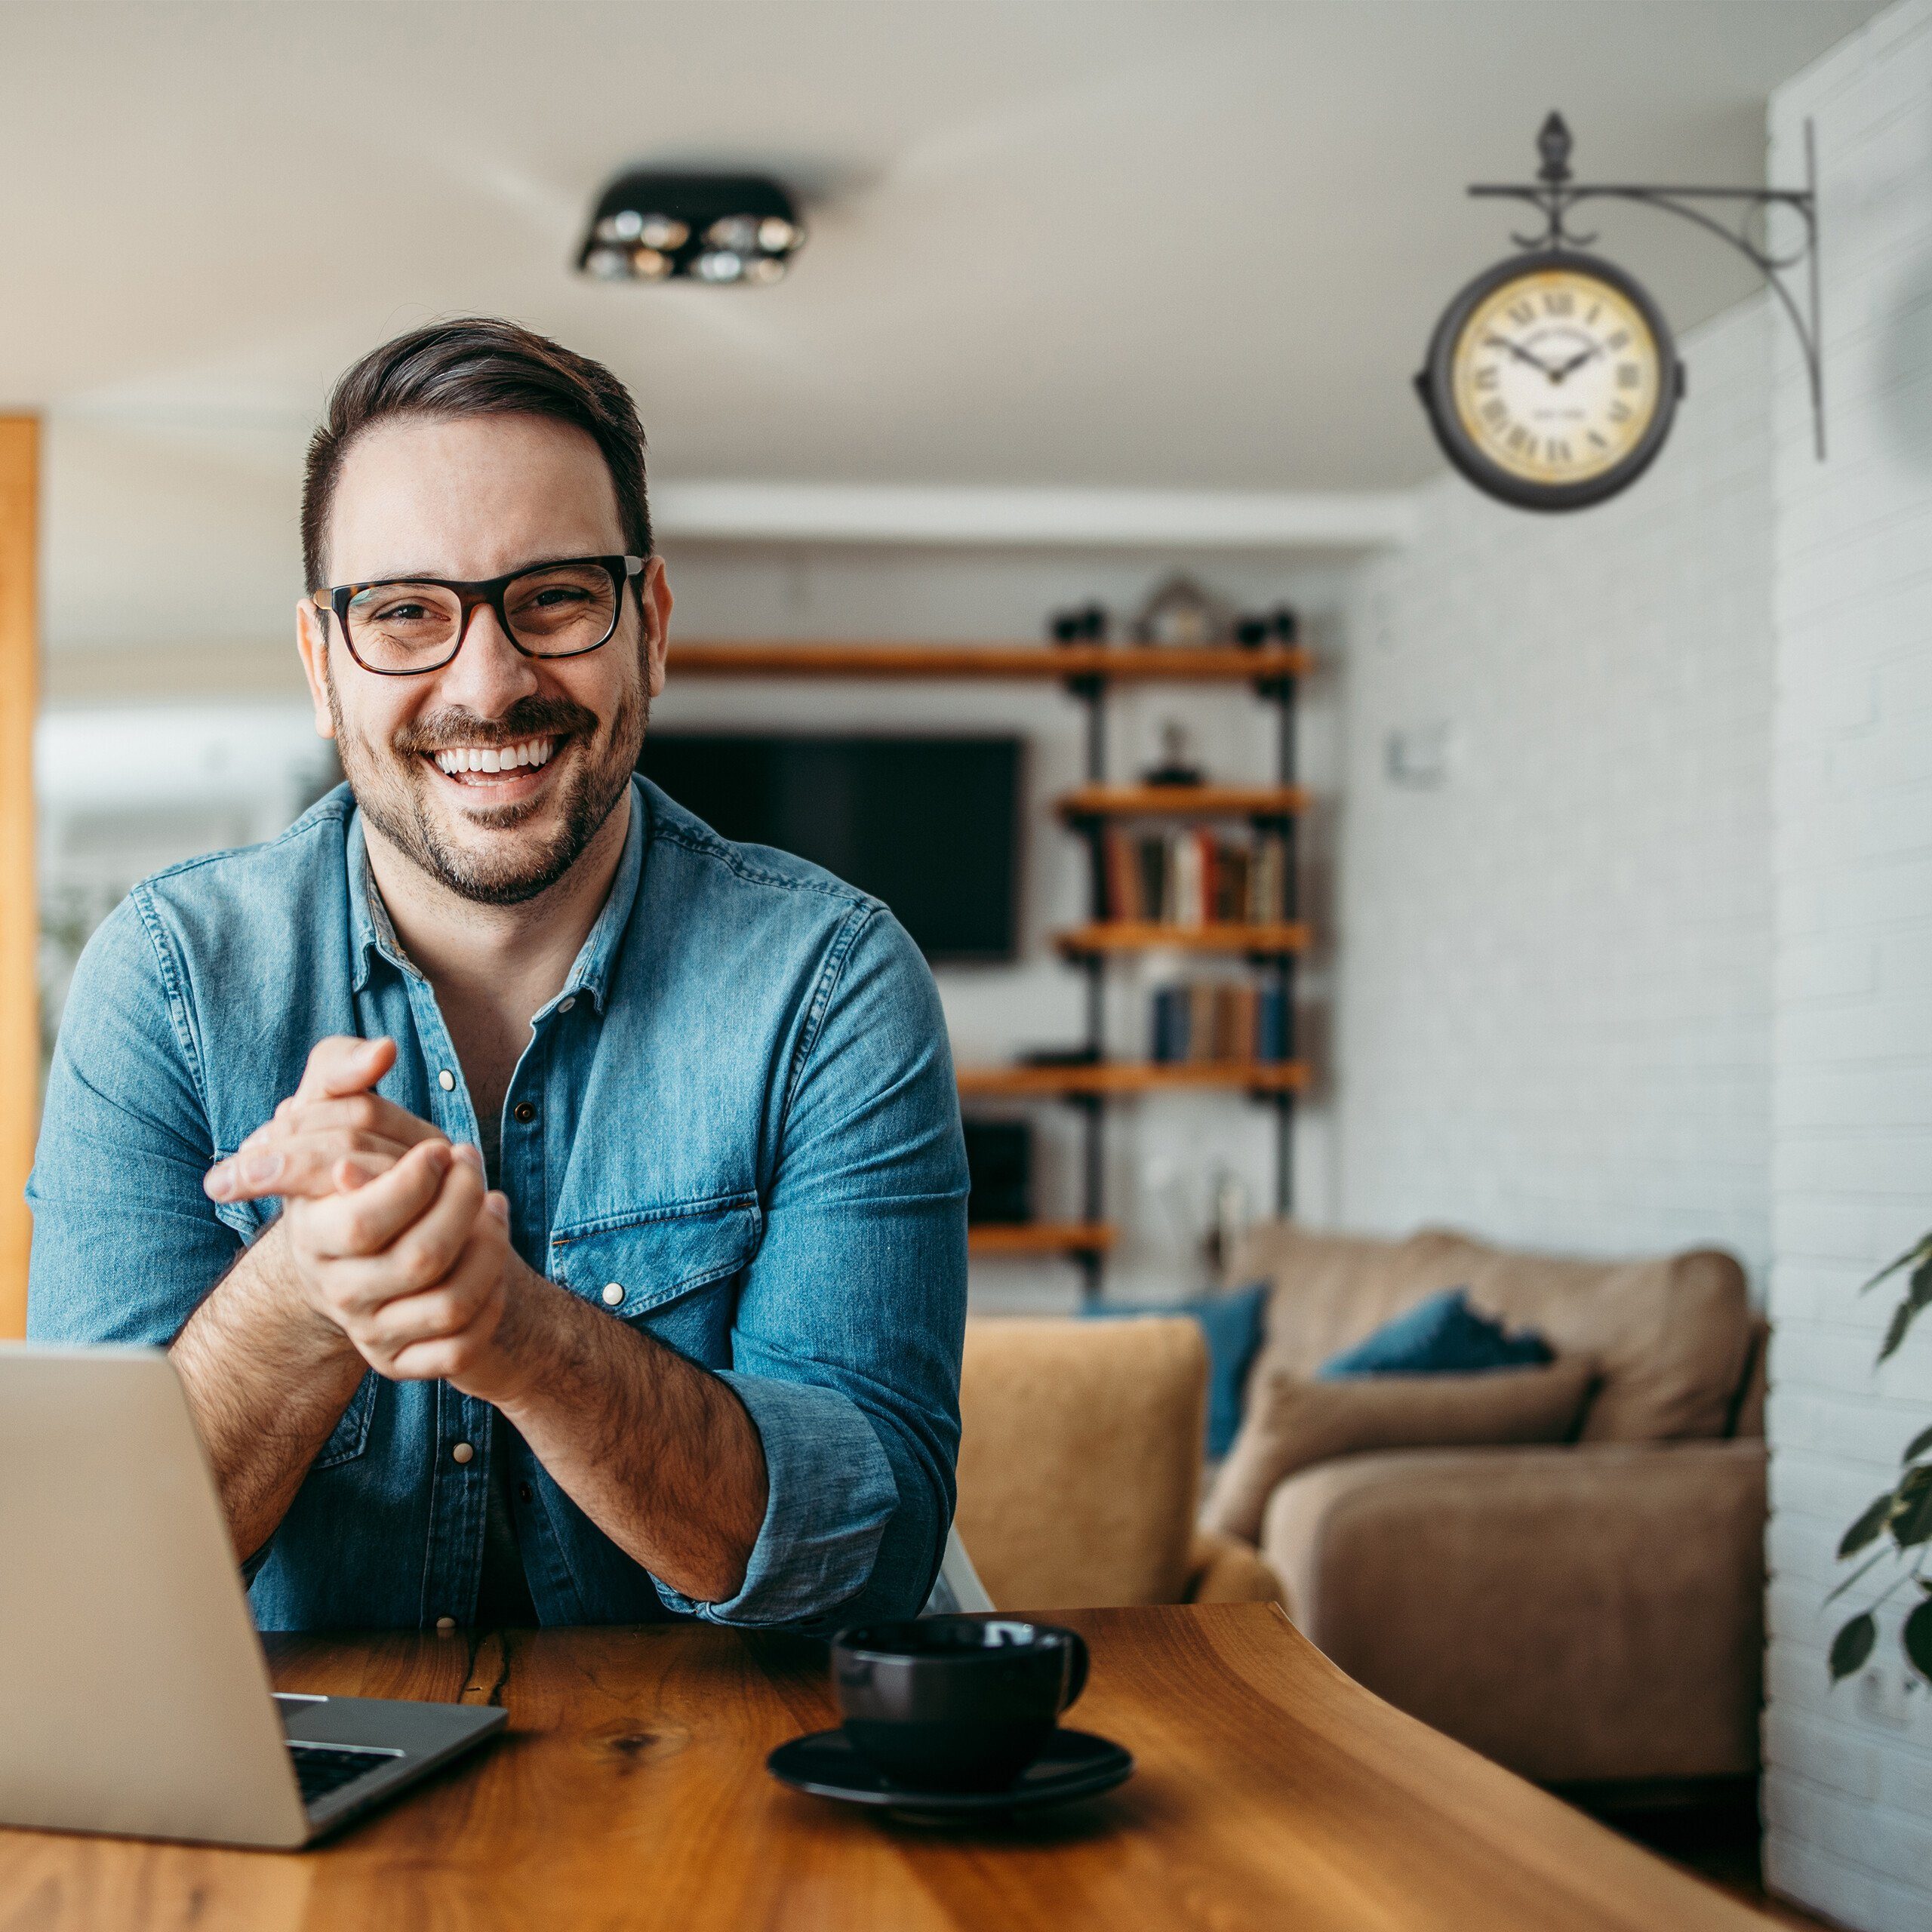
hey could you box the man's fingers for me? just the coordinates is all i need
[324,1153,487,1308]
[305,1140,457,1262]
[205,1128,420,1202]
[241,1092,440,1156]
[295,1035,397,1104]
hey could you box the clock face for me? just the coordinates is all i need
[1418,252,1680,510]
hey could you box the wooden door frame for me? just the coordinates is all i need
[0,417,38,1337]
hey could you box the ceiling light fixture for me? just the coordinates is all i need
[577,171,804,286]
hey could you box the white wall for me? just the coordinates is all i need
[1761,8,1932,1927]
[1333,297,1777,1283]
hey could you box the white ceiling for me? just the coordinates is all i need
[1,1,1881,515]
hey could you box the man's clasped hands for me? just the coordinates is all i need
[203,1036,543,1404]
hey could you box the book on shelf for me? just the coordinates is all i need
[1149,982,1291,1064]
[1098,826,1291,925]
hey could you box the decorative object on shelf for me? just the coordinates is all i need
[1827,1231,1932,1691]
[1048,602,1109,644]
[579,170,804,285]
[1141,721,1204,789]
[1235,605,1299,649]
[1417,112,1824,509]
[1205,1171,1254,1287]
[1130,574,1232,648]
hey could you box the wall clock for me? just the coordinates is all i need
[1415,250,1683,512]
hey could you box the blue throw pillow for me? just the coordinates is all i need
[1316,1287,1552,1380]
[1083,1281,1270,1459]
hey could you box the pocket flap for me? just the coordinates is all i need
[548,1195,762,1317]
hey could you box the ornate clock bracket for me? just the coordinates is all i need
[1469,113,1825,457]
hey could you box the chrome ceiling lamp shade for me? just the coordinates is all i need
[577,171,804,286]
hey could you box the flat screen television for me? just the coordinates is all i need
[638,733,1023,964]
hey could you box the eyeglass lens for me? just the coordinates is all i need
[345,561,620,672]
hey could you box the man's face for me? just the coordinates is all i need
[297,411,670,906]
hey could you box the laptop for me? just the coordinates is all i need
[0,1343,506,1848]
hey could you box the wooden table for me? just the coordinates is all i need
[1,1604,1778,1931]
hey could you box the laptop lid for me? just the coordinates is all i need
[0,1344,310,1847]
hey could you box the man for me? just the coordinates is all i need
[27,318,969,1633]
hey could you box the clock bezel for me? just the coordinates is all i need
[1417,249,1681,512]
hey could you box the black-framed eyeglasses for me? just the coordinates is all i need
[311,554,646,677]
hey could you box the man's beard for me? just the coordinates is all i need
[325,669,648,907]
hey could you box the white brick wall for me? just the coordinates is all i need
[1333,297,1777,1281]
[1764,6,1932,1927]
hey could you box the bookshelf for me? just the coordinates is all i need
[672,636,1309,1297]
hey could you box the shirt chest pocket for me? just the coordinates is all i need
[547,1195,763,1367]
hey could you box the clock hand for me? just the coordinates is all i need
[1549,346,1602,383]
[1483,333,1558,378]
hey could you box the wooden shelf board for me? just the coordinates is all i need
[958,1060,1308,1098]
[1055,921,1312,956]
[670,641,1309,682]
[968,1222,1117,1256]
[1057,783,1309,820]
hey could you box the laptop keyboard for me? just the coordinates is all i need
[289,1743,400,1807]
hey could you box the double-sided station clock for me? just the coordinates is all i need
[1416,251,1684,511]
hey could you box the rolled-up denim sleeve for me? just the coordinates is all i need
[26,894,240,1346]
[654,905,968,1631]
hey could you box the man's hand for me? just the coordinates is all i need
[202,1035,553,1406]
[205,1035,445,1204]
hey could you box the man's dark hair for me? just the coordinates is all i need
[300,317,651,592]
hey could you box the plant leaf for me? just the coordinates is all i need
[1863,1235,1932,1294]
[1906,1599,1932,1685]
[1888,1260,1932,1360]
[1905,1423,1932,1466]
[1831,1612,1878,1681]
[1841,1490,1898,1558]
[1880,1297,1916,1364]
[1894,1466,1932,1549]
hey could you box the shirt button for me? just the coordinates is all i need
[558,996,575,1014]
[512,1102,537,1124]
[435,1616,457,1635]
[601,1282,624,1306]
[451,1441,475,1465]
[438,1069,456,1092]
[518,1481,535,1504]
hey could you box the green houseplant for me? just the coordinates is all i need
[1829,1233,1932,1684]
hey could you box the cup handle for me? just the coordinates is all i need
[1060,1632,1090,1714]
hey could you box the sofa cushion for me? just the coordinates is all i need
[1316,1286,1552,1378]
[1229,1223,1752,1444]
[1200,1356,1598,1545]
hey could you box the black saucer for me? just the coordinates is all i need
[766,1726,1134,1816]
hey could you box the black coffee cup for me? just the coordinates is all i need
[831,1616,1090,1792]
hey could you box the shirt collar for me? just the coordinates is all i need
[346,777,647,1013]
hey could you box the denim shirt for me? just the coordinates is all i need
[26,777,968,1633]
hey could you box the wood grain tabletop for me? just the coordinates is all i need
[0,1603,1778,1932]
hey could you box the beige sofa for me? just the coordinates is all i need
[1209,1223,1767,1789]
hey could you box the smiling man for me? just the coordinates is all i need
[26,318,969,1632]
